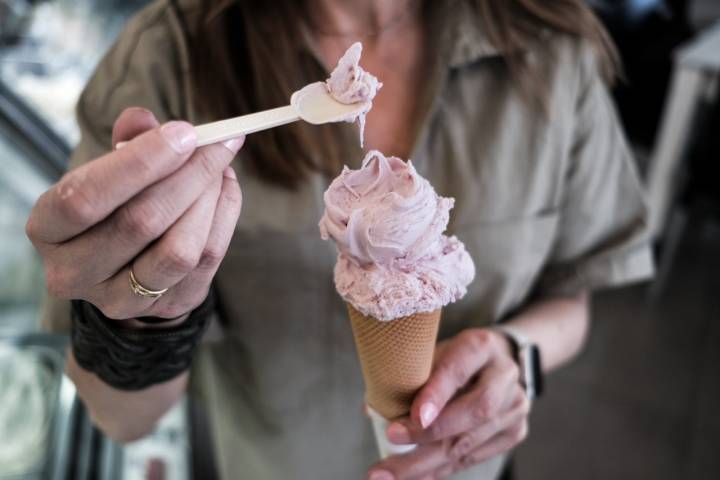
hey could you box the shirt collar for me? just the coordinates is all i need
[446,1,502,68]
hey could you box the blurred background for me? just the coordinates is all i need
[0,0,718,479]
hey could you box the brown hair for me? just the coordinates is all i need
[188,0,617,189]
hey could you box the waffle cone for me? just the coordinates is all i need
[347,304,441,420]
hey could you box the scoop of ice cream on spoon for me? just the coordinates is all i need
[117,43,381,150]
[324,42,383,146]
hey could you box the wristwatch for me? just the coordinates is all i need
[494,325,544,400]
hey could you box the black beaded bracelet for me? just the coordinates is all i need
[71,293,213,391]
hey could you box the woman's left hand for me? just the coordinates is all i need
[368,329,531,480]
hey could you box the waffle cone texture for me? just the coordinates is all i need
[347,304,441,419]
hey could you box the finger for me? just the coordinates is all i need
[56,136,245,287]
[132,178,222,290]
[369,442,448,480]
[28,121,197,244]
[112,107,159,147]
[411,330,495,429]
[390,358,518,444]
[92,178,222,319]
[448,386,530,462]
[145,167,242,319]
[454,420,529,472]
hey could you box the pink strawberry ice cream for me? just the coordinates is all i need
[319,150,475,321]
[325,42,382,147]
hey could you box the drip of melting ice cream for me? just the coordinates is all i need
[325,42,382,147]
[319,150,475,321]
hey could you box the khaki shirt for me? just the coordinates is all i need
[42,1,654,478]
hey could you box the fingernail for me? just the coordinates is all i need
[128,106,152,116]
[223,167,237,180]
[420,402,438,429]
[160,121,196,154]
[368,470,393,480]
[222,136,245,154]
[386,422,411,444]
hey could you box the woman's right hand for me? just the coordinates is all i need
[26,107,244,322]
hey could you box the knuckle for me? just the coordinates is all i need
[117,201,166,240]
[459,329,490,352]
[457,329,489,359]
[193,147,225,183]
[25,214,41,243]
[451,434,474,460]
[55,173,96,226]
[473,392,498,421]
[471,401,487,422]
[159,241,202,276]
[473,329,492,346]
[457,328,480,347]
[198,244,225,270]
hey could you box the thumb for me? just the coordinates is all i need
[112,107,160,148]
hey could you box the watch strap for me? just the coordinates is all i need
[494,325,544,400]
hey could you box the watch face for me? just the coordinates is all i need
[530,345,543,397]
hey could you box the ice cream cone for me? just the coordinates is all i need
[319,148,474,458]
[347,303,441,420]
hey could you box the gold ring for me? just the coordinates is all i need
[129,269,169,299]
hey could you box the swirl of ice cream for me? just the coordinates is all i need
[320,151,450,265]
[326,42,382,147]
[320,151,475,321]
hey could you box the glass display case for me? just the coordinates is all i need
[0,0,154,333]
[1,0,151,142]
[1,2,195,479]
[0,80,67,335]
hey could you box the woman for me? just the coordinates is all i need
[27,0,654,478]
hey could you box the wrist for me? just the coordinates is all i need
[70,293,214,391]
[488,328,516,361]
[493,324,544,400]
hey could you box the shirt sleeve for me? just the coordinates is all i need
[41,2,189,332]
[534,44,655,297]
